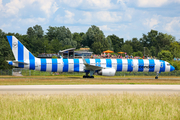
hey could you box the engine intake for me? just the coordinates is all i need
[97,68,116,76]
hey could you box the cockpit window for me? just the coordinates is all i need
[167,64,170,66]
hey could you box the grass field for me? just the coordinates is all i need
[0,76,180,85]
[0,93,179,120]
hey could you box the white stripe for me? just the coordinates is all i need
[111,59,117,70]
[90,59,95,65]
[35,58,41,71]
[165,62,170,72]
[57,59,63,72]
[46,59,52,72]
[24,59,29,69]
[122,59,128,71]
[79,59,84,72]
[154,60,160,72]
[143,60,149,72]
[100,59,106,68]
[24,47,29,61]
[132,59,138,72]
[12,36,18,61]
[68,59,74,72]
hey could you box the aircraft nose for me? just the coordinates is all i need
[170,65,175,71]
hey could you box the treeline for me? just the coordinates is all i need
[0,25,180,70]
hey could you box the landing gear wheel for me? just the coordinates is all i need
[83,75,87,78]
[83,76,94,78]
[155,76,158,79]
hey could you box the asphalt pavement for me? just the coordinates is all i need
[0,85,180,95]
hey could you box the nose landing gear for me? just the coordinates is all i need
[155,72,159,79]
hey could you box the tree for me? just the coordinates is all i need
[158,50,173,61]
[46,26,77,48]
[46,26,58,40]
[150,46,156,57]
[62,38,77,48]
[43,39,53,53]
[0,37,14,69]
[73,32,83,49]
[85,25,105,48]
[121,44,133,55]
[33,25,44,38]
[170,42,180,58]
[133,51,143,57]
[105,37,113,50]
[144,47,151,57]
[131,38,143,52]
[27,27,35,38]
[107,34,123,53]
[91,42,103,54]
[50,39,62,53]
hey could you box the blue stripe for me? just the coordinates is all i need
[127,59,133,71]
[138,59,144,72]
[74,59,79,72]
[63,59,68,72]
[160,60,165,72]
[41,59,46,71]
[18,41,24,68]
[29,52,35,70]
[149,59,155,72]
[52,59,57,72]
[85,59,90,64]
[117,59,122,71]
[95,59,101,67]
[7,36,12,49]
[106,59,112,68]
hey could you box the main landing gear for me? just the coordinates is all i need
[83,71,94,78]
[83,76,94,78]
[155,72,159,79]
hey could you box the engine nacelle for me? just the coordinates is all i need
[97,68,116,76]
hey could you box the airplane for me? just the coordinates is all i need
[6,36,175,79]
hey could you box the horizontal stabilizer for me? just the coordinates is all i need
[13,61,29,65]
[7,60,29,65]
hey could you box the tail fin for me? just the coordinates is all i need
[6,36,36,62]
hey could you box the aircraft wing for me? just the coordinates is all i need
[82,56,103,71]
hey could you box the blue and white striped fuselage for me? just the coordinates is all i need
[6,36,175,76]
[9,58,175,73]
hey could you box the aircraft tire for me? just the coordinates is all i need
[155,77,158,79]
[83,76,94,78]
[83,76,87,78]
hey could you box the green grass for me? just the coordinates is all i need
[20,69,180,76]
[0,94,179,120]
[0,76,180,85]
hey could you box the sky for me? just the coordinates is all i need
[0,0,180,41]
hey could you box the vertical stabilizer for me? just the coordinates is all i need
[6,36,36,63]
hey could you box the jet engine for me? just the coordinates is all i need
[97,68,116,76]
